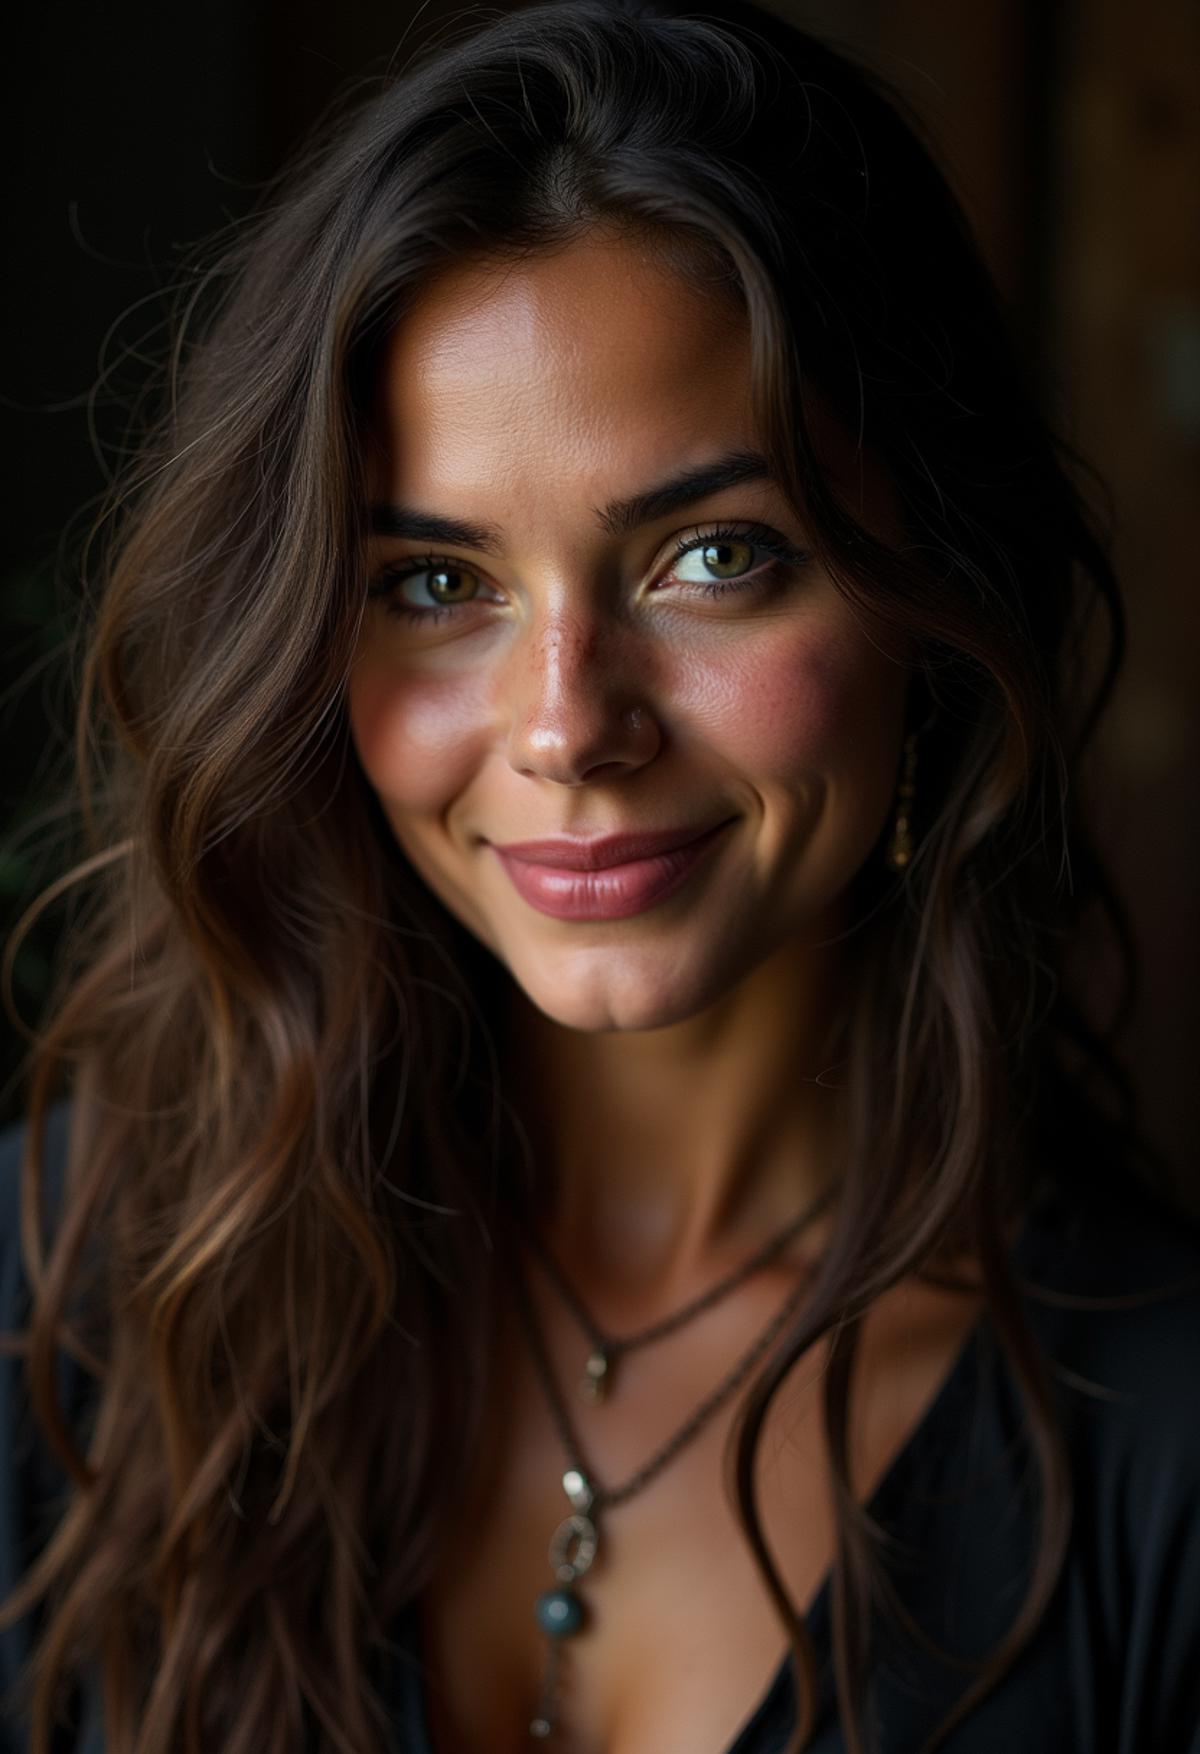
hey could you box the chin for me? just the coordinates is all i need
[501,938,740,1035]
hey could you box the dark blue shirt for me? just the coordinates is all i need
[3,1103,1200,1752]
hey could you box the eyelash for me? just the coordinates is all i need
[367,520,810,624]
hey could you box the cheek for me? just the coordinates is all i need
[346,657,488,816]
[685,622,896,782]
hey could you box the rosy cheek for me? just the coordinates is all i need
[681,626,864,778]
[347,658,488,815]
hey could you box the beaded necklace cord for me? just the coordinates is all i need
[510,1182,836,1743]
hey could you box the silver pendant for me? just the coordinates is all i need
[562,1468,594,1511]
[553,1468,598,1580]
[581,1346,610,1401]
[548,1512,598,1583]
[529,1472,600,1742]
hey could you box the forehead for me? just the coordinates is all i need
[369,231,757,503]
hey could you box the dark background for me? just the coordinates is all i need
[2,0,1197,1191]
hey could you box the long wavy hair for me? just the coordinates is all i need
[0,2,1168,1750]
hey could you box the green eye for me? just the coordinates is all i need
[368,558,486,621]
[408,563,481,607]
[675,538,758,582]
[665,522,811,598]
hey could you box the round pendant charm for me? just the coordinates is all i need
[536,1586,584,1637]
[562,1467,594,1511]
[581,1347,610,1400]
[548,1511,598,1583]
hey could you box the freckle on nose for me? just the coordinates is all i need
[530,618,605,680]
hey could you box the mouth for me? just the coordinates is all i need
[490,818,736,921]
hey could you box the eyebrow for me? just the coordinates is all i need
[367,448,774,553]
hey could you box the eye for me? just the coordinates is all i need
[663,521,810,598]
[670,534,764,585]
[367,556,491,622]
[394,560,482,610]
[367,519,811,624]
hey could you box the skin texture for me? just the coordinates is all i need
[348,227,911,1281]
[346,230,985,1754]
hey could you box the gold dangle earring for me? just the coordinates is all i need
[885,730,919,872]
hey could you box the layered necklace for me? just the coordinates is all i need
[509,1182,837,1742]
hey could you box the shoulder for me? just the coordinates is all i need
[999,1175,1200,1748]
[1016,1166,1200,1421]
[1014,1167,1200,1494]
[1019,1173,1200,1636]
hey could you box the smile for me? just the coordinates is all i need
[491,820,735,920]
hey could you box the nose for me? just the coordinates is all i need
[502,607,662,787]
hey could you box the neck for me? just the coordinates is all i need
[501,933,851,1299]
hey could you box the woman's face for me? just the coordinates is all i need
[347,229,910,1033]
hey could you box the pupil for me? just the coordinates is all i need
[703,540,751,578]
[430,567,472,603]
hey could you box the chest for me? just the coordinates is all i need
[417,1270,982,1754]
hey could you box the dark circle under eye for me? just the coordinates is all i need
[701,539,755,579]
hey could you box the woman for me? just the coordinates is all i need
[1,1,1197,1750]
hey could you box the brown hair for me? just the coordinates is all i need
[0,2,1168,1750]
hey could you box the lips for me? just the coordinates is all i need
[491,819,735,921]
[495,822,730,870]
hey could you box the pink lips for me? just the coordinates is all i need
[491,820,735,921]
